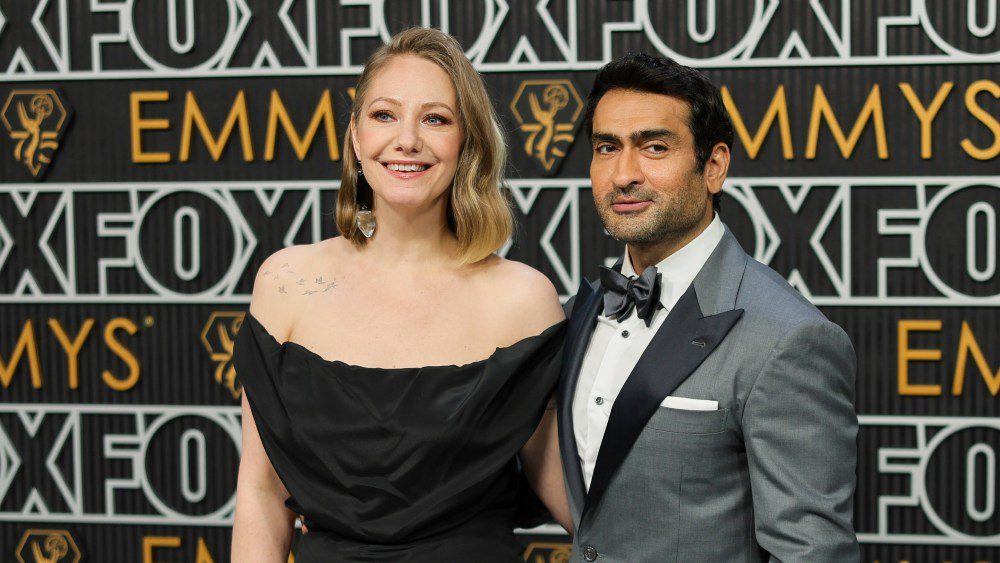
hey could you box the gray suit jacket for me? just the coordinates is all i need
[558,226,859,562]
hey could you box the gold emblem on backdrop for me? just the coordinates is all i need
[510,79,583,175]
[522,542,572,562]
[1,89,72,179]
[201,311,246,399]
[15,529,81,563]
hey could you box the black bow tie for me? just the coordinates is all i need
[599,265,662,327]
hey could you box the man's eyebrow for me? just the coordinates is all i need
[631,128,678,143]
[591,132,620,144]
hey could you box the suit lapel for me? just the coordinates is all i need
[583,228,749,517]
[558,280,602,518]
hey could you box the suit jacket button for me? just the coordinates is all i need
[583,546,598,561]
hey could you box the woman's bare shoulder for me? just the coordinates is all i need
[248,239,345,340]
[477,256,565,337]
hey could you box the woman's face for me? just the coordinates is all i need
[352,54,463,212]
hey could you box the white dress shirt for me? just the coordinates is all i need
[573,214,725,489]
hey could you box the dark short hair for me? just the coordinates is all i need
[584,53,734,210]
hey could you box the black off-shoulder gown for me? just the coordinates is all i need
[233,312,566,562]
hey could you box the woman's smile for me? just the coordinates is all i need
[380,160,435,180]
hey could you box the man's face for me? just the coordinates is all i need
[589,89,721,246]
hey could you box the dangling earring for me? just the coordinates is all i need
[357,205,376,238]
[355,161,376,238]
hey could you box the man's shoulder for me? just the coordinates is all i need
[739,258,825,321]
[730,261,855,377]
[731,258,852,352]
[562,276,602,318]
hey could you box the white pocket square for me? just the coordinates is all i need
[659,396,718,411]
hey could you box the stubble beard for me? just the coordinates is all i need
[597,184,708,248]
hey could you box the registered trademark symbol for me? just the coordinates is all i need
[144,316,154,327]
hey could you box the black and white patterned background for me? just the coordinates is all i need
[0,1,997,561]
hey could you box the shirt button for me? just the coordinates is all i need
[583,546,598,561]
[595,397,604,406]
[621,330,630,338]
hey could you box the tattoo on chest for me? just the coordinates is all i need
[263,265,337,296]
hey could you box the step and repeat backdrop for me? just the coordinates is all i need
[1,1,998,561]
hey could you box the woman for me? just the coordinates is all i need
[230,27,571,562]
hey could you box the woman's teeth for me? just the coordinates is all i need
[386,163,429,172]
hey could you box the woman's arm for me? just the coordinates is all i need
[231,394,296,561]
[519,404,574,534]
[493,260,574,534]
[232,251,302,561]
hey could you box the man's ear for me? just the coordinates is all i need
[703,142,730,195]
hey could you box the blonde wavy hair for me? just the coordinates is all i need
[337,27,513,265]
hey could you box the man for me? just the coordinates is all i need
[557,53,859,562]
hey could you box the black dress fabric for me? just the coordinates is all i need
[233,312,566,562]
